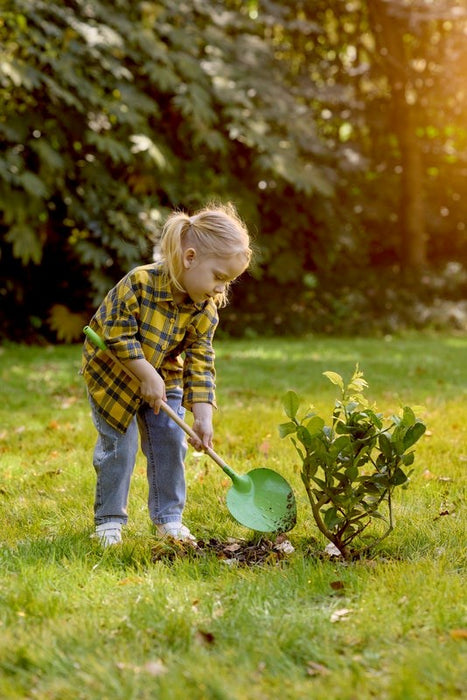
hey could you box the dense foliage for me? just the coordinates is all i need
[1,0,466,341]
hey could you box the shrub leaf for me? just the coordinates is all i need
[323,371,344,390]
[282,390,300,419]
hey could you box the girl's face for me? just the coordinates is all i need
[176,249,247,304]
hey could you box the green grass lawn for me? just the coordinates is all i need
[0,334,465,699]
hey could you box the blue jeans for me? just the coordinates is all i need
[88,389,188,526]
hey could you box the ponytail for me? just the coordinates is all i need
[158,212,192,294]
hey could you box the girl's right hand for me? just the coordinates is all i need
[123,358,167,413]
[140,372,167,414]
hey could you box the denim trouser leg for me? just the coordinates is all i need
[89,389,188,527]
[137,388,188,525]
[89,396,139,526]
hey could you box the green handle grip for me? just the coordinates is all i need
[83,325,108,352]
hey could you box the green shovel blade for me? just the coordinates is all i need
[226,468,297,533]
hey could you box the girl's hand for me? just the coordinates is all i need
[140,373,166,414]
[191,403,213,450]
[123,358,166,413]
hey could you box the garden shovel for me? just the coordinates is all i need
[83,326,297,533]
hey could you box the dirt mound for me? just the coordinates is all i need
[151,534,294,566]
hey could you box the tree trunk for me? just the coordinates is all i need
[395,96,427,270]
[369,0,428,271]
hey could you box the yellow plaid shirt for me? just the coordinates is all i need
[81,263,219,433]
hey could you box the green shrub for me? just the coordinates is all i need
[280,366,426,559]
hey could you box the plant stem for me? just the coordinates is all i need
[302,476,333,541]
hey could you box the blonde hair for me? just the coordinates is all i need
[157,203,252,307]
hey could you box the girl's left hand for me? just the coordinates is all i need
[191,403,213,450]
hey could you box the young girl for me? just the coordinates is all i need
[82,203,252,547]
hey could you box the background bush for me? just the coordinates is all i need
[1,0,466,341]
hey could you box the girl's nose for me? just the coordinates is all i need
[214,283,225,294]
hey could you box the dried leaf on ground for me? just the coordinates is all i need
[324,542,342,557]
[422,469,453,483]
[196,629,216,645]
[141,660,167,677]
[306,661,331,677]
[116,660,167,677]
[330,580,345,591]
[449,629,467,640]
[330,608,352,623]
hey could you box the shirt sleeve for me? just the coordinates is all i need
[96,275,146,362]
[182,304,219,409]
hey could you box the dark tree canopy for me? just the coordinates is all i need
[1,0,466,340]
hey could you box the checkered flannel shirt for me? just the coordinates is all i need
[81,263,219,433]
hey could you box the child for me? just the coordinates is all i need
[82,203,252,547]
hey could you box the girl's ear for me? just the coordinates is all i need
[182,247,197,268]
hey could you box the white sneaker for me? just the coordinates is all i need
[156,521,197,544]
[94,522,122,547]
